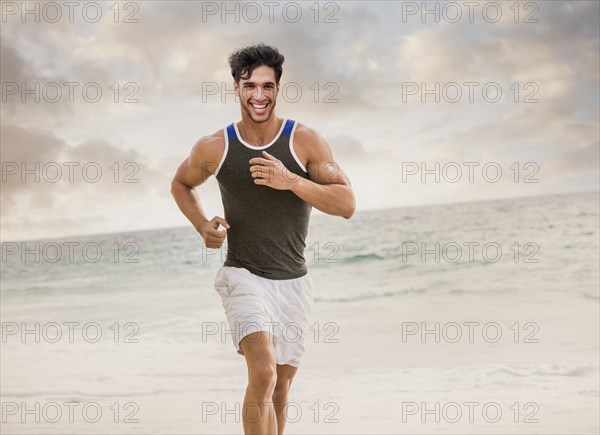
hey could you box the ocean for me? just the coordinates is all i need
[1,190,598,433]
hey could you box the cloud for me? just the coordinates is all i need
[328,135,369,164]
[544,140,600,176]
[0,1,598,238]
[1,122,169,240]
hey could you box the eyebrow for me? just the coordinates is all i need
[243,81,276,86]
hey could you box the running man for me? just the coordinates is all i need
[171,43,355,434]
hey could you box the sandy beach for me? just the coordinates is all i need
[2,192,598,434]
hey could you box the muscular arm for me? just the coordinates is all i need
[248,123,356,219]
[171,130,229,247]
[289,125,356,219]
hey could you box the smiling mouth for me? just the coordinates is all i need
[250,102,268,111]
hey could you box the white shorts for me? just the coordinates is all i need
[213,265,314,368]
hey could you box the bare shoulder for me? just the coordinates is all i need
[293,122,333,162]
[292,121,351,187]
[189,128,226,172]
[173,129,225,189]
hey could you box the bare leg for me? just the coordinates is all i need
[240,331,278,435]
[272,364,298,435]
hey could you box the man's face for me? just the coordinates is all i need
[235,65,279,123]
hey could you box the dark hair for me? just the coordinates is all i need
[228,43,285,84]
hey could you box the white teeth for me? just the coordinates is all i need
[252,103,267,109]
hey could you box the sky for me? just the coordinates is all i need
[1,0,599,241]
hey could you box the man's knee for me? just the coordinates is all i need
[249,362,277,394]
[274,378,292,396]
[272,384,289,402]
[273,366,296,399]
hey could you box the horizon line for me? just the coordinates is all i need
[1,188,598,244]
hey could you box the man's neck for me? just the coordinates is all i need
[238,115,283,147]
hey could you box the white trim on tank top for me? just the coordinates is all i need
[233,118,287,150]
[289,121,308,173]
[214,128,229,177]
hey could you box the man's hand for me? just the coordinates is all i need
[249,151,300,190]
[197,216,230,248]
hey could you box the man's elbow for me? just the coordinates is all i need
[342,197,356,219]
[171,177,183,198]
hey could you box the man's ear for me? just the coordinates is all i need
[234,80,243,103]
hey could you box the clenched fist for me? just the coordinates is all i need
[198,216,230,248]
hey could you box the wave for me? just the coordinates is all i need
[581,292,600,300]
[315,287,426,303]
[486,363,598,378]
[3,388,171,399]
[341,253,386,264]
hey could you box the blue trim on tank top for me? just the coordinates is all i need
[282,119,295,137]
[226,124,236,140]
